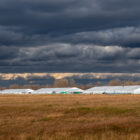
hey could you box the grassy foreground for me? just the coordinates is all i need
[0,95,140,140]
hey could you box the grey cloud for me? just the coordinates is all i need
[0,0,140,72]
[56,26,140,47]
[127,48,140,59]
[2,44,128,72]
[0,46,19,60]
[1,42,140,72]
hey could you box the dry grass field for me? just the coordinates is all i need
[0,95,140,140]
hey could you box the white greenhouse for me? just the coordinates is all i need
[133,88,140,94]
[84,86,140,94]
[33,87,84,94]
[1,89,34,94]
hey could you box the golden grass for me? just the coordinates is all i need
[0,94,140,140]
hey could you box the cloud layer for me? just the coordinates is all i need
[0,0,140,72]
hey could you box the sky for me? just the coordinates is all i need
[1,0,140,73]
[1,73,140,87]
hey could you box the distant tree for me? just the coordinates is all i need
[22,84,41,90]
[108,79,121,86]
[9,84,21,89]
[0,86,4,90]
[69,79,76,87]
[78,83,94,90]
[53,79,69,87]
[97,82,102,86]
[123,80,134,86]
[22,84,31,89]
[31,85,41,90]
[135,81,140,85]
[44,84,53,88]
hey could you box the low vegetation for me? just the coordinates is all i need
[1,78,140,90]
[0,95,140,140]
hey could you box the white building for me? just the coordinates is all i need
[1,89,34,94]
[84,86,140,94]
[33,87,84,94]
[133,88,140,94]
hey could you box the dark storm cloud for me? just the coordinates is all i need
[0,47,18,60]
[3,44,139,73]
[0,0,140,72]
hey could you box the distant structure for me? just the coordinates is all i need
[33,87,84,94]
[0,86,140,94]
[84,86,140,94]
[0,89,34,94]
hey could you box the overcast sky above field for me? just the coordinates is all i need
[1,0,140,73]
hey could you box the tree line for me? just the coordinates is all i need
[0,79,140,90]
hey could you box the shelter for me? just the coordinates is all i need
[33,87,84,94]
[84,86,140,94]
[1,89,34,94]
[133,88,140,94]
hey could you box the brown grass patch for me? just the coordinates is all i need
[0,94,139,140]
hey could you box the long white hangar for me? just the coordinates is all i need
[84,86,140,94]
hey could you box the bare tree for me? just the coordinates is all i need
[9,84,21,89]
[53,79,69,87]
[108,79,121,86]
[97,82,102,86]
[69,79,76,87]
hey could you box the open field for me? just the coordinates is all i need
[0,95,140,140]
